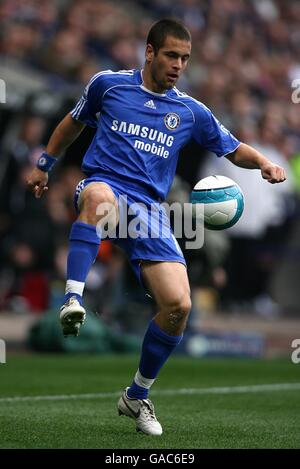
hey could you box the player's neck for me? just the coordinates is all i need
[141,68,167,95]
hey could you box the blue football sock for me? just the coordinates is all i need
[64,292,83,305]
[64,221,101,303]
[127,320,182,399]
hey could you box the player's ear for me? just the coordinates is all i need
[145,44,155,62]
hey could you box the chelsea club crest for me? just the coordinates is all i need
[164,112,180,131]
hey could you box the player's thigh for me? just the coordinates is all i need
[78,181,119,225]
[78,182,117,210]
[141,261,191,311]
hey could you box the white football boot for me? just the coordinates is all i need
[60,296,86,337]
[118,388,163,435]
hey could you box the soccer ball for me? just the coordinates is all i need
[190,175,244,230]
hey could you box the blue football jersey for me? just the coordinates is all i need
[71,69,240,201]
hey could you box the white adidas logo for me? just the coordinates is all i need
[144,99,156,109]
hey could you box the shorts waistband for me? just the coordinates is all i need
[84,172,163,202]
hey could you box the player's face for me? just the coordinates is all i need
[146,35,191,92]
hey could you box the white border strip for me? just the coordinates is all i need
[0,383,299,403]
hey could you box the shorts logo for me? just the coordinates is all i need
[164,113,180,131]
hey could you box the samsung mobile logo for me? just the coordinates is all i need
[111,120,174,146]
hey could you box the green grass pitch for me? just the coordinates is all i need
[0,354,299,448]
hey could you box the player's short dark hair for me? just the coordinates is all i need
[147,19,191,54]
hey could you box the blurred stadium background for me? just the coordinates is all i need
[0,0,300,449]
[1,0,300,357]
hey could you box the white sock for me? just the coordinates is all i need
[65,280,85,296]
[134,369,156,389]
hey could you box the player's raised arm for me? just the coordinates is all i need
[27,114,86,198]
[226,142,287,184]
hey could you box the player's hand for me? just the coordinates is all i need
[260,162,286,184]
[27,168,49,198]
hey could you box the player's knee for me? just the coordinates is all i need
[163,292,192,324]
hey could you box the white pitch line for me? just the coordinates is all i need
[0,383,299,404]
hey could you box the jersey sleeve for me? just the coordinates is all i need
[192,103,241,157]
[70,72,111,128]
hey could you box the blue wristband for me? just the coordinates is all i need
[37,152,57,172]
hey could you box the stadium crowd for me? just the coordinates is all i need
[0,0,299,324]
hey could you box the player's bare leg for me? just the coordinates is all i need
[77,182,119,226]
[118,261,191,435]
[60,182,118,337]
[141,261,191,336]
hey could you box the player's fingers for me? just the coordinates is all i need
[263,170,274,182]
[34,185,48,198]
[266,166,286,183]
[274,167,286,183]
[265,167,277,183]
[38,185,48,197]
[34,185,42,198]
[280,168,287,182]
[276,167,282,179]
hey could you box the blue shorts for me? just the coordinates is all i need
[74,176,186,284]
